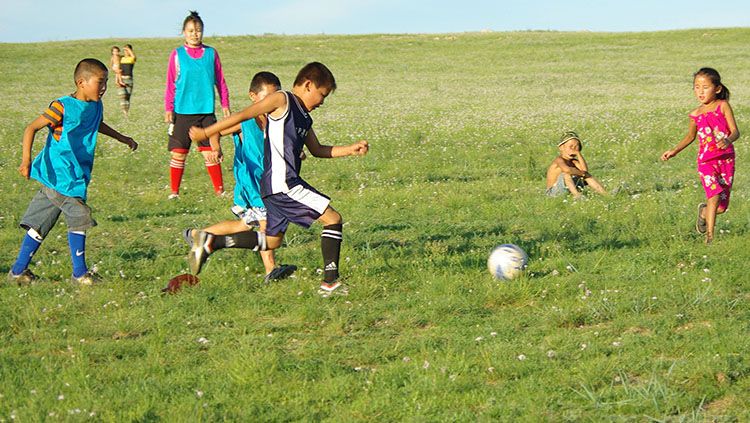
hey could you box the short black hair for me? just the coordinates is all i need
[74,58,108,82]
[249,71,281,94]
[293,62,336,91]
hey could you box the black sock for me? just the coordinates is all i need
[209,231,266,251]
[321,224,342,283]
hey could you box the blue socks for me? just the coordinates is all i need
[68,231,88,278]
[11,229,43,275]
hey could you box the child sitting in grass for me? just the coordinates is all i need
[545,131,607,199]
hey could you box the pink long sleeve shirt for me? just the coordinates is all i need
[164,44,230,113]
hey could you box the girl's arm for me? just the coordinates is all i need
[99,121,138,150]
[190,91,286,141]
[164,50,178,122]
[718,101,740,148]
[213,50,231,118]
[661,118,697,161]
[304,128,369,158]
[19,116,49,179]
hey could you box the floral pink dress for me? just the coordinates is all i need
[691,101,735,210]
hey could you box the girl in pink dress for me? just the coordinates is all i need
[661,68,740,244]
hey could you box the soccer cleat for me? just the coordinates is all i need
[71,271,102,286]
[168,193,180,200]
[7,269,38,285]
[696,203,707,234]
[263,264,297,284]
[183,228,194,248]
[318,280,348,297]
[188,230,212,274]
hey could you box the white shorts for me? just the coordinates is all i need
[231,205,267,228]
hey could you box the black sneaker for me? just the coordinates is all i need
[7,269,38,285]
[263,264,297,284]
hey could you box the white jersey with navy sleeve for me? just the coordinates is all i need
[261,91,312,197]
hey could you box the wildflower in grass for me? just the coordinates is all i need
[195,390,204,398]
[547,350,557,358]
[517,354,527,361]
[197,337,209,344]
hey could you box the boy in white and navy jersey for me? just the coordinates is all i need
[188,62,368,295]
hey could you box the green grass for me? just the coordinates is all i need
[1,28,750,420]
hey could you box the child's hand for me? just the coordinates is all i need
[124,137,138,151]
[164,111,173,124]
[660,150,676,161]
[716,132,732,149]
[189,126,208,142]
[18,162,30,179]
[205,149,222,164]
[221,107,231,119]
[350,140,369,156]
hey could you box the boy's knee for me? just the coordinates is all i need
[266,235,283,250]
[171,151,187,160]
[325,209,342,225]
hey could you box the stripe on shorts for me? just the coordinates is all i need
[286,184,329,214]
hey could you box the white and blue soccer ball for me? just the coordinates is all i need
[487,244,528,280]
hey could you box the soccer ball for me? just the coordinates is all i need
[487,244,528,280]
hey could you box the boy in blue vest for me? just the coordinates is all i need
[8,58,138,285]
[184,71,296,283]
[188,62,368,296]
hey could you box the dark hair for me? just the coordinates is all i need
[293,62,336,91]
[74,58,108,82]
[111,46,120,53]
[694,67,730,101]
[183,10,204,30]
[124,44,133,50]
[249,71,281,93]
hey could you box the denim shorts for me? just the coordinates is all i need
[20,186,97,236]
[546,174,586,197]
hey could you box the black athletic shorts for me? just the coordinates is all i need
[167,113,217,151]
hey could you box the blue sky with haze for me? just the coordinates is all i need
[2,0,748,43]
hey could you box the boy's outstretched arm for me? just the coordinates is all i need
[19,116,49,179]
[304,128,369,158]
[190,91,285,142]
[99,121,138,151]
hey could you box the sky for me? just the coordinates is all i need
[1,0,749,43]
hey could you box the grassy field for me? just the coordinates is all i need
[1,28,750,420]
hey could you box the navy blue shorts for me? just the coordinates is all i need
[264,183,330,235]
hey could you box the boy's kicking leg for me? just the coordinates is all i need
[184,219,295,281]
